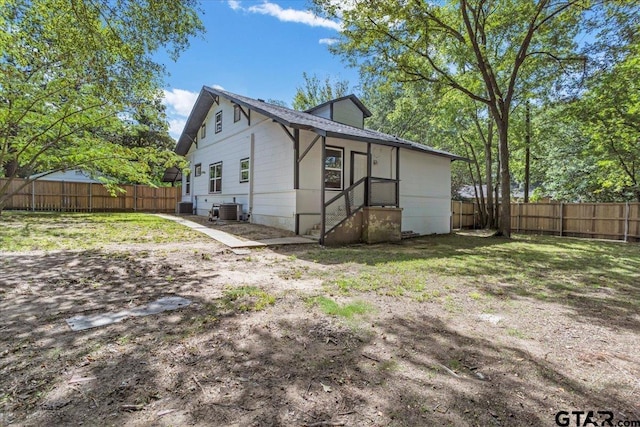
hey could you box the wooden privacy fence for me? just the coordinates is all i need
[1,178,180,213]
[452,201,640,242]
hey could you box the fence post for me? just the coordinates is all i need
[517,202,521,232]
[89,183,92,212]
[134,185,137,212]
[31,180,35,211]
[624,202,629,242]
[559,203,564,237]
[459,200,462,229]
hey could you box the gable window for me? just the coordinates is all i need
[200,124,206,139]
[240,158,250,183]
[215,111,222,133]
[234,105,241,123]
[209,162,222,193]
[324,147,343,190]
[194,163,202,177]
[185,172,191,195]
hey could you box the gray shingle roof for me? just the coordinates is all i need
[174,86,465,161]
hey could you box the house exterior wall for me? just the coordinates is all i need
[332,99,365,129]
[310,104,331,120]
[399,150,452,235]
[30,169,101,183]
[181,100,296,231]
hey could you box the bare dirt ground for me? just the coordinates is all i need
[1,220,639,427]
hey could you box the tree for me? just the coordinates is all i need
[361,77,500,228]
[0,0,204,212]
[316,0,595,237]
[292,72,350,110]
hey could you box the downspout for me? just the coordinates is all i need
[249,133,255,222]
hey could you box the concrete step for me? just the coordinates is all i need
[401,230,420,239]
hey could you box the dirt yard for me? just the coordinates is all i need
[1,215,639,427]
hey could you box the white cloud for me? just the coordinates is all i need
[162,88,199,117]
[227,0,242,11]
[211,84,225,91]
[230,1,342,31]
[319,38,339,45]
[162,88,199,139]
[167,118,187,139]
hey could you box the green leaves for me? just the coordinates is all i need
[1,0,203,209]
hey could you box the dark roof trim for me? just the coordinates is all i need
[304,94,373,118]
[174,86,466,162]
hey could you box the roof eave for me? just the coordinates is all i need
[323,131,465,161]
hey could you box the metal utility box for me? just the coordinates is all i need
[176,202,193,214]
[219,203,242,220]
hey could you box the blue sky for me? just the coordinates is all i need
[159,0,360,139]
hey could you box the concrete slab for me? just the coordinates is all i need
[155,214,266,248]
[256,236,318,245]
[66,296,192,331]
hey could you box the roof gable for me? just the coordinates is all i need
[174,86,465,161]
[305,94,372,118]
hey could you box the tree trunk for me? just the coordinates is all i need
[497,119,512,237]
[485,121,494,229]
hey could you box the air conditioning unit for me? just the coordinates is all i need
[219,203,242,220]
[176,202,193,214]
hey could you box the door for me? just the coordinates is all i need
[350,152,368,208]
[350,152,368,185]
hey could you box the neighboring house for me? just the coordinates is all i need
[168,86,465,244]
[28,169,102,183]
[457,184,537,202]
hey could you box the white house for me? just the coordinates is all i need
[28,169,102,183]
[167,87,465,244]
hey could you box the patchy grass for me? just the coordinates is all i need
[305,234,640,308]
[221,285,276,312]
[307,296,374,319]
[0,211,209,251]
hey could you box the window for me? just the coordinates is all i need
[215,111,222,133]
[209,162,222,193]
[234,105,241,123]
[324,147,343,190]
[240,158,250,183]
[185,172,191,195]
[194,163,202,177]
[200,124,206,139]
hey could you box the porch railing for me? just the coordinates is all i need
[370,177,399,207]
[321,177,399,243]
[323,177,367,238]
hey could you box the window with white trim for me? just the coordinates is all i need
[200,124,206,139]
[185,172,191,195]
[234,105,241,123]
[194,163,202,177]
[324,147,343,190]
[209,162,222,193]
[215,111,222,133]
[240,158,250,183]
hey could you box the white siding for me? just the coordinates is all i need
[29,169,101,183]
[182,99,297,230]
[399,150,452,235]
[250,118,296,231]
[310,104,331,120]
[332,99,365,128]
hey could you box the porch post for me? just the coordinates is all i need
[320,137,327,245]
[366,142,372,206]
[293,129,300,190]
[395,147,400,207]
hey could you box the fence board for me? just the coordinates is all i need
[1,178,180,213]
[452,201,640,242]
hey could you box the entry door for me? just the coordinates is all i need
[350,152,368,185]
[350,152,368,208]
